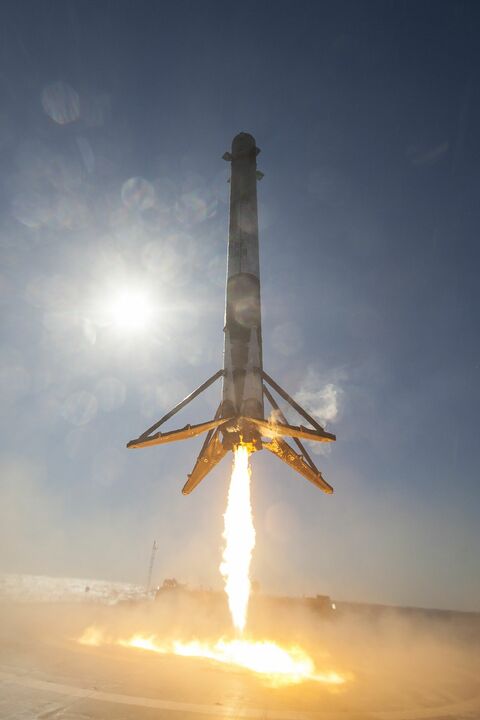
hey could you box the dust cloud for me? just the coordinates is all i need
[1,589,478,712]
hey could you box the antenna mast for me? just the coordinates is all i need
[146,539,158,594]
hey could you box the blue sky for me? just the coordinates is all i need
[0,0,479,611]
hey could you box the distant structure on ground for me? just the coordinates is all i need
[154,578,334,616]
[145,540,158,593]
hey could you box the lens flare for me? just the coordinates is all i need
[220,445,255,633]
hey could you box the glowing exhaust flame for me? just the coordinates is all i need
[77,447,350,687]
[220,445,255,633]
[78,625,106,647]
[79,626,346,686]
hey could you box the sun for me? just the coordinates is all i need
[105,287,153,333]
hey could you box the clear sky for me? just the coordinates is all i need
[0,0,479,611]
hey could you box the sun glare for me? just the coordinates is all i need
[105,288,153,333]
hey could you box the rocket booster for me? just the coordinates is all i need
[127,133,336,494]
[222,133,264,442]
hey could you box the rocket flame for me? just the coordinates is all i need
[76,445,351,687]
[220,445,255,633]
[79,626,347,687]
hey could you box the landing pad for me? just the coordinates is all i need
[0,603,479,720]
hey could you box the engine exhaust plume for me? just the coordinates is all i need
[220,445,255,634]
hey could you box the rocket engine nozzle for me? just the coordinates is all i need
[220,417,263,453]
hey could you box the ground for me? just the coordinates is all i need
[0,599,479,720]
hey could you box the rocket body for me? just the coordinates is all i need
[127,132,336,494]
[222,133,264,427]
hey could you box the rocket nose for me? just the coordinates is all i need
[232,132,257,155]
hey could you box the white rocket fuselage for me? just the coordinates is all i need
[221,133,264,430]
